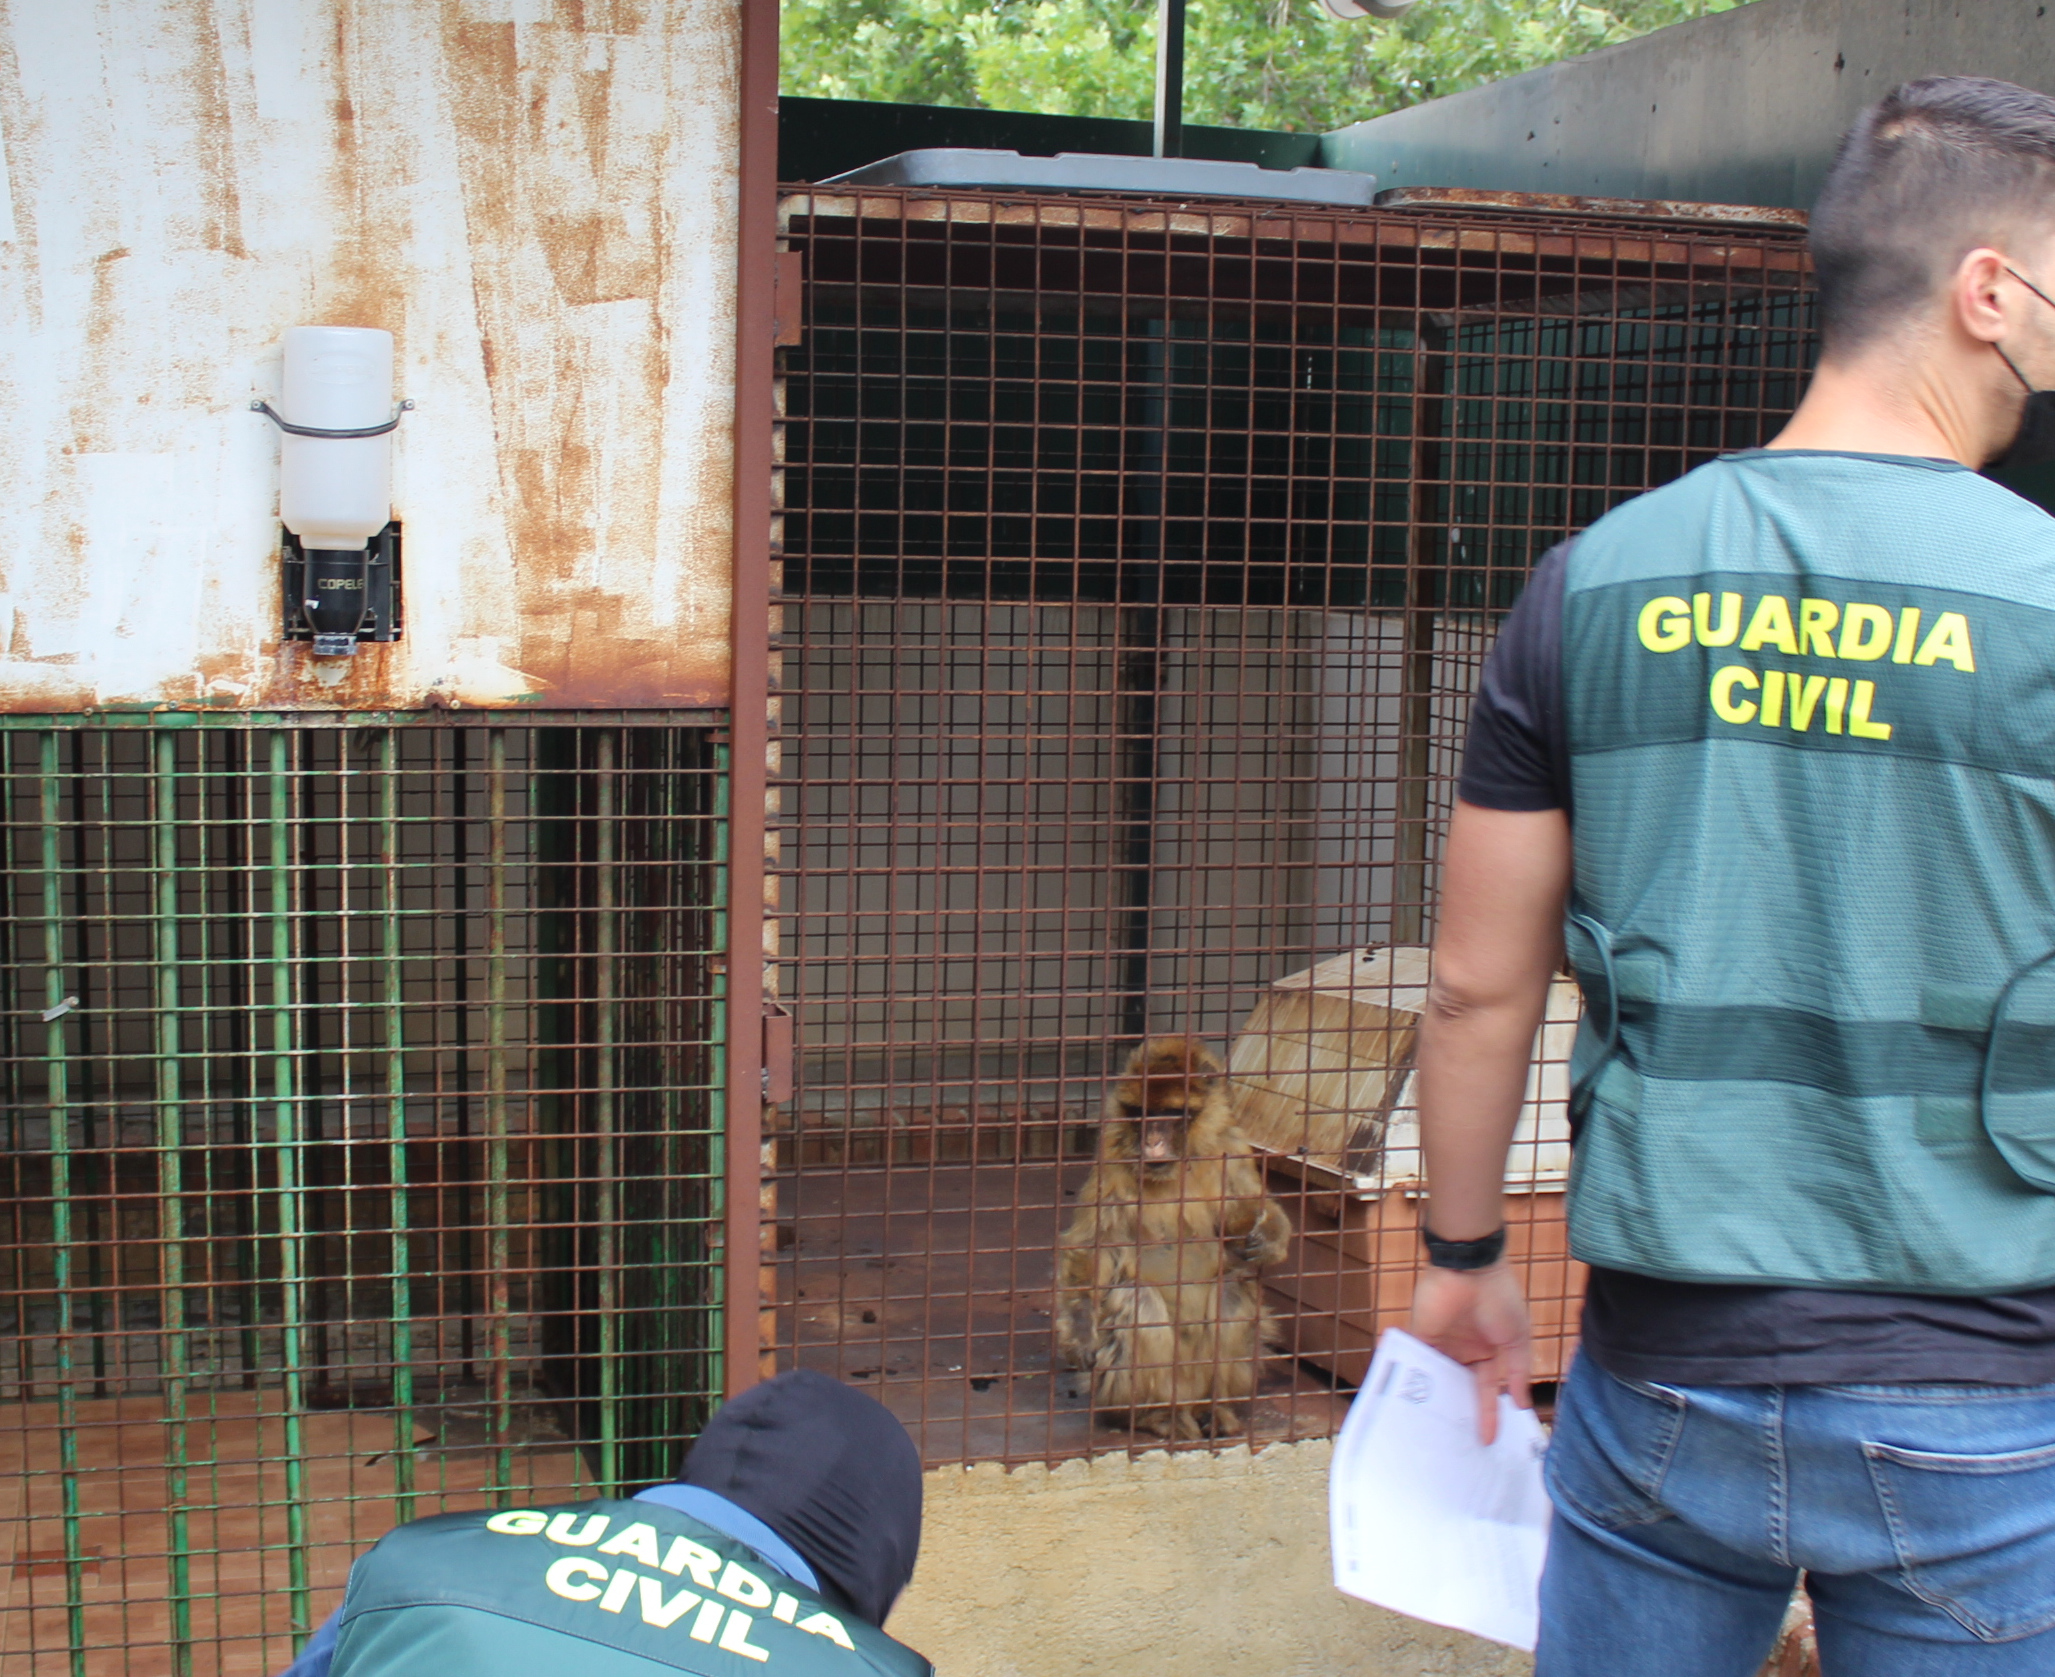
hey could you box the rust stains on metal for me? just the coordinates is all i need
[0,0,743,713]
[779,186,1813,285]
[183,0,250,260]
[1373,184,1809,229]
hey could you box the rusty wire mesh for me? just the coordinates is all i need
[770,185,1816,1466]
[0,719,726,1676]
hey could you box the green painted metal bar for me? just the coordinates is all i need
[379,731,417,1522]
[485,727,513,1498]
[267,730,311,1641]
[320,735,353,1393]
[594,730,619,1490]
[220,733,264,1389]
[67,738,107,1403]
[152,730,194,1673]
[39,730,86,1677]
[190,733,245,1662]
[1,766,25,1401]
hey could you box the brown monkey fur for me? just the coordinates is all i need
[1055,1037,1292,1441]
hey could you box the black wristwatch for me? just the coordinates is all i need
[1421,1224,1508,1271]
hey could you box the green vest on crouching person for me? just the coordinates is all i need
[326,1498,933,1677]
[1559,448,2055,1295]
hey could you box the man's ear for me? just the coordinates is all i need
[1955,246,2013,346]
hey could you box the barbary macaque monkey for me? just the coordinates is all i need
[1055,1037,1293,1440]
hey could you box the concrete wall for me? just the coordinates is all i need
[1324,0,2055,210]
[0,0,743,713]
[891,1439,1530,1677]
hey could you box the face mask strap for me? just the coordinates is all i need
[1998,265,2055,394]
[1995,341,2036,395]
[2004,263,2055,311]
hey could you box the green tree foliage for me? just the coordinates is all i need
[781,0,1754,133]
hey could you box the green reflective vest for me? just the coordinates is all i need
[328,1499,933,1677]
[1561,450,2055,1294]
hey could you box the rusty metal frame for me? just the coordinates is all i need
[1372,185,1810,229]
[724,0,781,1400]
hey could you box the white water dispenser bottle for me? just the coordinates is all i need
[259,326,406,656]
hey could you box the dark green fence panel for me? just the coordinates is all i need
[0,717,727,1676]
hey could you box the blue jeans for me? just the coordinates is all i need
[1538,1353,2055,1675]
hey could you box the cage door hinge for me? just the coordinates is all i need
[761,1001,794,1105]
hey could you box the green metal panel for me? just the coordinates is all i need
[777,94,1321,183]
[1,719,726,1674]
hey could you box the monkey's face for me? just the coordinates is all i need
[1107,1039,1224,1178]
[1137,1109,1191,1176]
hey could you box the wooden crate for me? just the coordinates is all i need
[1231,944,1586,1385]
[1227,946,1431,1167]
[1228,945,1578,1188]
[1260,1153,1585,1386]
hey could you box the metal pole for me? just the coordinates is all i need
[39,732,87,1677]
[1153,0,1186,159]
[594,730,620,1491]
[267,730,311,1641]
[66,738,106,1399]
[1115,315,1175,1044]
[725,0,779,1403]
[0,748,23,1398]
[485,728,512,1496]
[219,733,262,1389]
[708,745,734,1398]
[152,730,193,1675]
[378,732,417,1524]
[452,731,476,1382]
[1393,320,1451,948]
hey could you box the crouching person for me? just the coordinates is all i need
[282,1370,930,1677]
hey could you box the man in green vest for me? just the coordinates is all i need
[279,1370,931,1677]
[1409,78,2055,1675]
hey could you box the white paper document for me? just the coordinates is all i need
[1328,1328,1552,1652]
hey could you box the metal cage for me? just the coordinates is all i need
[770,185,1817,1465]
[1,717,728,1675]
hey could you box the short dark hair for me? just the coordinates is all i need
[1812,77,2055,352]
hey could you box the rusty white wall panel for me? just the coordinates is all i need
[0,0,740,711]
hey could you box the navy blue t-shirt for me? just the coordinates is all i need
[1462,538,2055,1386]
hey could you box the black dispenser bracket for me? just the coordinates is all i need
[251,397,413,438]
[281,522,403,653]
